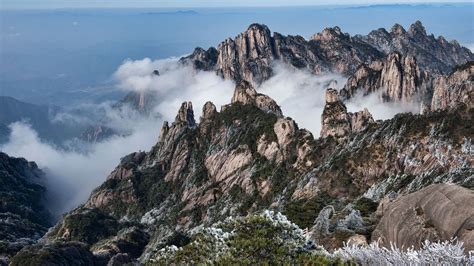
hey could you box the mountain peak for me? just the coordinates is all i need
[175,101,196,127]
[247,23,270,34]
[408,20,427,36]
[390,23,406,35]
[231,80,283,117]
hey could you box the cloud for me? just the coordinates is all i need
[114,57,235,121]
[1,121,159,217]
[0,56,422,219]
[0,57,235,218]
[345,91,420,120]
[258,63,346,136]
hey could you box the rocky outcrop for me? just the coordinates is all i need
[340,52,432,103]
[0,152,52,262]
[182,21,473,85]
[431,61,474,111]
[355,21,474,74]
[42,77,473,263]
[230,80,283,117]
[372,184,474,252]
[320,89,374,139]
[10,241,95,266]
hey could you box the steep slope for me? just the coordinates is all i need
[0,152,51,262]
[431,61,474,111]
[181,22,473,86]
[340,51,432,103]
[29,78,473,264]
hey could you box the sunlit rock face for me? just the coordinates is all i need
[320,88,374,140]
[431,62,474,111]
[182,21,473,86]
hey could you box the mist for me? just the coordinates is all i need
[0,57,422,218]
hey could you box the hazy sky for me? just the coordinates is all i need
[1,0,472,9]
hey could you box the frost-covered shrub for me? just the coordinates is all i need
[148,211,473,265]
[148,210,342,265]
[334,239,473,265]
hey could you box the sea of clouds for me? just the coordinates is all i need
[0,57,420,218]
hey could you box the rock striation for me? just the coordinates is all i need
[431,61,474,111]
[340,51,432,103]
[372,184,474,252]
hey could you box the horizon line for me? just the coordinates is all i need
[1,1,473,11]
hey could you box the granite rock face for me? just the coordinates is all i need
[340,51,432,104]
[182,21,473,85]
[320,89,374,139]
[431,61,474,111]
[356,21,474,74]
[372,184,474,252]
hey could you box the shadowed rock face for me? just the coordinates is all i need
[0,152,51,261]
[372,184,474,252]
[181,21,473,86]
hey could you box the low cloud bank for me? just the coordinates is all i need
[0,57,422,217]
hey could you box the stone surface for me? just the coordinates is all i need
[320,89,374,139]
[0,152,51,261]
[431,61,474,111]
[372,184,474,252]
[340,51,432,104]
[182,22,473,85]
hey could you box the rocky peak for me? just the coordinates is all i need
[321,88,374,139]
[231,80,283,117]
[183,22,473,86]
[408,20,427,37]
[184,47,218,71]
[325,88,340,103]
[175,101,196,127]
[201,101,217,121]
[390,23,406,35]
[311,26,347,42]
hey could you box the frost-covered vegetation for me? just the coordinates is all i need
[336,239,473,265]
[149,211,473,265]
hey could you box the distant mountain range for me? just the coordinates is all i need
[0,96,82,144]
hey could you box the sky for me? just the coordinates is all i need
[1,0,472,9]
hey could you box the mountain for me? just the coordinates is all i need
[0,96,85,145]
[10,73,470,264]
[5,22,474,264]
[181,21,473,87]
[0,152,52,263]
